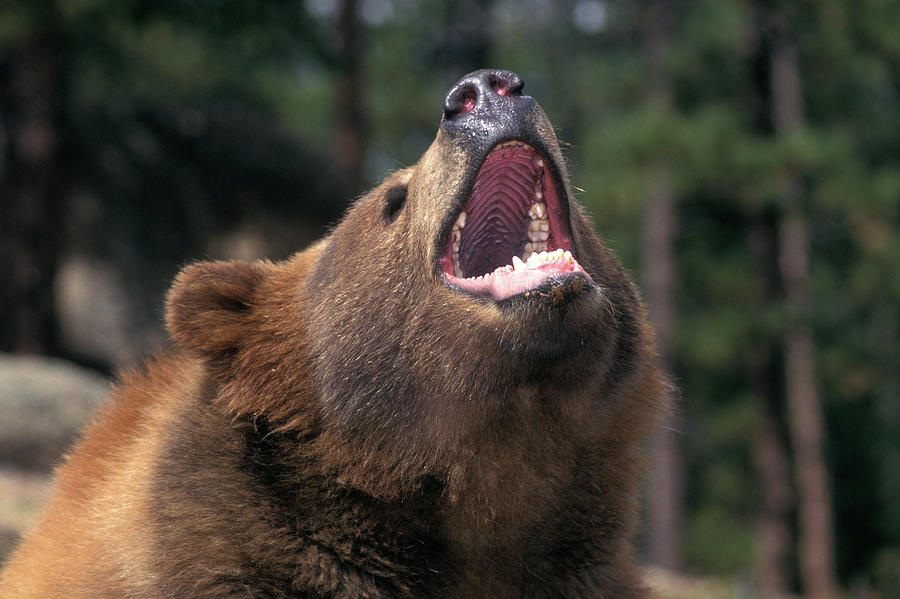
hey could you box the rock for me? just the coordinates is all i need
[0,468,53,566]
[0,354,108,472]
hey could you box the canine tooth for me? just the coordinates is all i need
[528,202,547,220]
[453,211,467,230]
[512,255,526,271]
[537,159,544,168]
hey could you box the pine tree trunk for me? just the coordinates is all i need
[745,15,796,589]
[0,1,63,354]
[770,29,836,599]
[642,0,683,572]
[748,214,794,596]
[335,0,366,192]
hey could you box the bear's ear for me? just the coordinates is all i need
[165,261,265,357]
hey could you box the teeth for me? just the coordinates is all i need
[528,202,547,220]
[526,201,550,249]
[451,210,466,278]
[453,210,467,231]
[512,255,526,271]
[523,241,548,255]
[498,140,527,149]
[526,225,550,242]
[524,249,570,267]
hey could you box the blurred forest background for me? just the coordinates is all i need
[1,0,899,597]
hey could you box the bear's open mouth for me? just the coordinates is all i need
[439,140,592,300]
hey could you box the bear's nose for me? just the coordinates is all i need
[443,69,526,120]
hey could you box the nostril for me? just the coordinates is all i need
[490,72,524,97]
[460,89,477,112]
[444,83,478,120]
[442,70,527,122]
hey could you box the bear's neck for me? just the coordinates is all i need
[226,392,640,595]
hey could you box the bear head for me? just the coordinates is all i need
[165,69,661,499]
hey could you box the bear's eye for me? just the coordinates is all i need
[383,185,407,224]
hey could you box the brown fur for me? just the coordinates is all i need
[1,76,665,598]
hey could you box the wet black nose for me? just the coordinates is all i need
[439,69,541,155]
[443,69,527,120]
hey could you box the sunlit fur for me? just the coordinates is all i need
[0,99,666,598]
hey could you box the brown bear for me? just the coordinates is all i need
[0,69,665,598]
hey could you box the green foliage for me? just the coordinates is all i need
[687,507,754,575]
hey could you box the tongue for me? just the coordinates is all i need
[447,249,591,300]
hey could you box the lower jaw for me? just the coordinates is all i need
[441,248,593,301]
